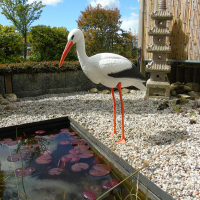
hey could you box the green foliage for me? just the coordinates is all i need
[77,4,137,59]
[0,0,45,59]
[0,24,23,64]
[0,61,81,75]
[29,25,77,61]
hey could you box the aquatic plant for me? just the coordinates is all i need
[15,167,35,177]
[82,189,97,200]
[35,155,52,164]
[48,168,63,175]
[71,163,89,172]
[89,164,111,177]
[102,179,119,190]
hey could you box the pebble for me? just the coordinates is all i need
[0,91,200,200]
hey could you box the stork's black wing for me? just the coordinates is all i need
[108,64,146,81]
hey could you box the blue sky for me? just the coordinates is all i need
[0,0,139,34]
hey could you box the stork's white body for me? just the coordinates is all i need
[75,31,146,90]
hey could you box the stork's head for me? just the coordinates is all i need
[59,29,83,68]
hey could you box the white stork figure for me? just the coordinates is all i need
[59,29,146,144]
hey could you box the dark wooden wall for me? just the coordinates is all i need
[169,65,200,84]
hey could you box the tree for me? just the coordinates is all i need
[117,30,138,60]
[77,4,122,56]
[0,24,23,63]
[29,25,77,61]
[77,4,137,59]
[0,0,45,59]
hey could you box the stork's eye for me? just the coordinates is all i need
[71,35,74,40]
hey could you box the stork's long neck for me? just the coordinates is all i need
[76,36,88,66]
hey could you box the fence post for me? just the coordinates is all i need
[4,75,12,94]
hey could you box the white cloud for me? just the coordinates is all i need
[28,0,63,7]
[89,0,120,8]
[121,12,139,34]
[130,6,137,10]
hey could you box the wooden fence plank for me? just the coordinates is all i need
[4,75,12,94]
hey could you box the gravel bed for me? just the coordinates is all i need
[0,91,200,200]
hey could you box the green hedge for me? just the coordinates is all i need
[0,59,137,75]
[0,61,81,75]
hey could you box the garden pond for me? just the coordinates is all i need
[0,118,147,200]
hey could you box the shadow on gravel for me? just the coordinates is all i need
[146,130,189,146]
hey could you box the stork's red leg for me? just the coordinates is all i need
[110,88,116,135]
[116,82,126,144]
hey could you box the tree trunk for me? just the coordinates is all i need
[23,33,27,59]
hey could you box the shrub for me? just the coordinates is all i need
[0,25,23,64]
[29,25,77,61]
[0,61,81,75]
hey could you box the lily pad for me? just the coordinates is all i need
[79,150,94,158]
[35,135,43,139]
[102,179,119,189]
[7,153,27,162]
[74,145,89,150]
[35,130,46,134]
[59,128,70,134]
[15,167,35,177]
[93,156,104,164]
[68,132,77,136]
[71,139,87,146]
[69,149,94,158]
[69,149,81,155]
[89,164,111,177]
[48,134,58,139]
[3,138,12,142]
[6,140,17,146]
[59,140,70,145]
[40,150,51,156]
[36,155,52,164]
[3,139,17,146]
[48,168,63,175]
[61,154,80,163]
[82,189,97,200]
[71,163,89,172]
[60,128,70,132]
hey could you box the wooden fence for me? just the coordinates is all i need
[139,0,200,61]
[169,65,200,84]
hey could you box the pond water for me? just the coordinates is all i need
[0,126,136,200]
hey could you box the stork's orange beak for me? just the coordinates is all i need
[59,41,74,68]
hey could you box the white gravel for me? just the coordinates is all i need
[1,90,200,200]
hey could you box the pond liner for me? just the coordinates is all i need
[69,116,175,200]
[0,117,70,136]
[0,116,174,200]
